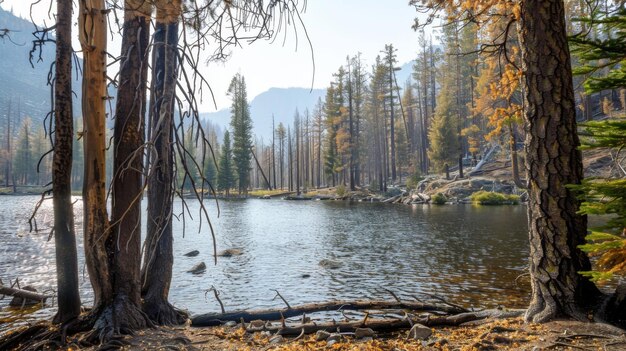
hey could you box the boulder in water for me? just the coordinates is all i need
[184,250,200,257]
[217,248,243,257]
[319,259,342,269]
[187,262,206,274]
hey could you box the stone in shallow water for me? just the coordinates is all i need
[217,248,243,257]
[184,250,200,257]
[318,259,342,269]
[187,262,206,274]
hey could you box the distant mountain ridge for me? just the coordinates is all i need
[0,7,60,127]
[200,87,326,141]
[201,61,414,141]
[1,6,417,143]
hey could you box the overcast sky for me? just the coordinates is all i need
[1,0,428,111]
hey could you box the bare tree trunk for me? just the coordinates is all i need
[5,100,12,189]
[142,0,187,326]
[52,0,81,324]
[296,118,300,195]
[111,0,152,316]
[272,117,276,189]
[79,0,112,312]
[288,126,292,192]
[519,0,601,324]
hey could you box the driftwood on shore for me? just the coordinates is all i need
[271,309,525,336]
[0,285,51,305]
[191,299,469,327]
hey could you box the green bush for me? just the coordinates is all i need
[406,172,423,190]
[431,193,447,205]
[336,184,346,197]
[470,190,520,205]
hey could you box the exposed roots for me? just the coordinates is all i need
[83,295,154,345]
[143,299,189,326]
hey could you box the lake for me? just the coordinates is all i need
[0,196,530,331]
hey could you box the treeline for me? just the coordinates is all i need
[199,0,624,195]
[0,100,55,189]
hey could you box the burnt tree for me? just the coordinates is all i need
[52,0,81,324]
[141,0,187,326]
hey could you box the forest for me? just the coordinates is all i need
[0,0,626,350]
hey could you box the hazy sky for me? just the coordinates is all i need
[1,0,426,111]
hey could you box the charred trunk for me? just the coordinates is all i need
[141,0,187,326]
[52,0,81,325]
[111,0,152,314]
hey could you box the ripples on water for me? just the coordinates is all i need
[0,196,530,333]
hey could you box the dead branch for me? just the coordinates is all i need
[191,299,473,326]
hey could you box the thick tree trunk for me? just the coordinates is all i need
[518,0,601,323]
[79,0,112,311]
[52,0,81,325]
[111,0,152,323]
[509,126,527,189]
[80,0,154,339]
[142,0,187,326]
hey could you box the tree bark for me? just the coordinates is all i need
[52,0,81,325]
[79,0,112,311]
[111,0,152,319]
[142,0,187,326]
[518,0,601,323]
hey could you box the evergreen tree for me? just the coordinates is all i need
[217,130,235,195]
[427,92,459,172]
[324,84,340,185]
[569,5,626,290]
[228,74,253,194]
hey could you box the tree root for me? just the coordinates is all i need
[83,296,154,345]
[143,299,189,326]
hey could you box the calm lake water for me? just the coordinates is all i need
[0,195,530,331]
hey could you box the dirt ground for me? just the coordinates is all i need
[68,317,626,351]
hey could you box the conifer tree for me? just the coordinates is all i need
[228,74,253,195]
[569,5,626,300]
[217,130,235,196]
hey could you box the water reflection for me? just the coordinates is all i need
[1,196,530,332]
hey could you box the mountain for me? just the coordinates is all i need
[200,87,326,141]
[200,61,416,142]
[0,7,60,127]
[395,61,414,88]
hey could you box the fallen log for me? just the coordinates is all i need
[0,285,51,304]
[191,300,469,326]
[271,309,526,336]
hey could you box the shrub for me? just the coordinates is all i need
[336,184,346,197]
[470,190,520,205]
[406,172,423,190]
[432,193,447,205]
